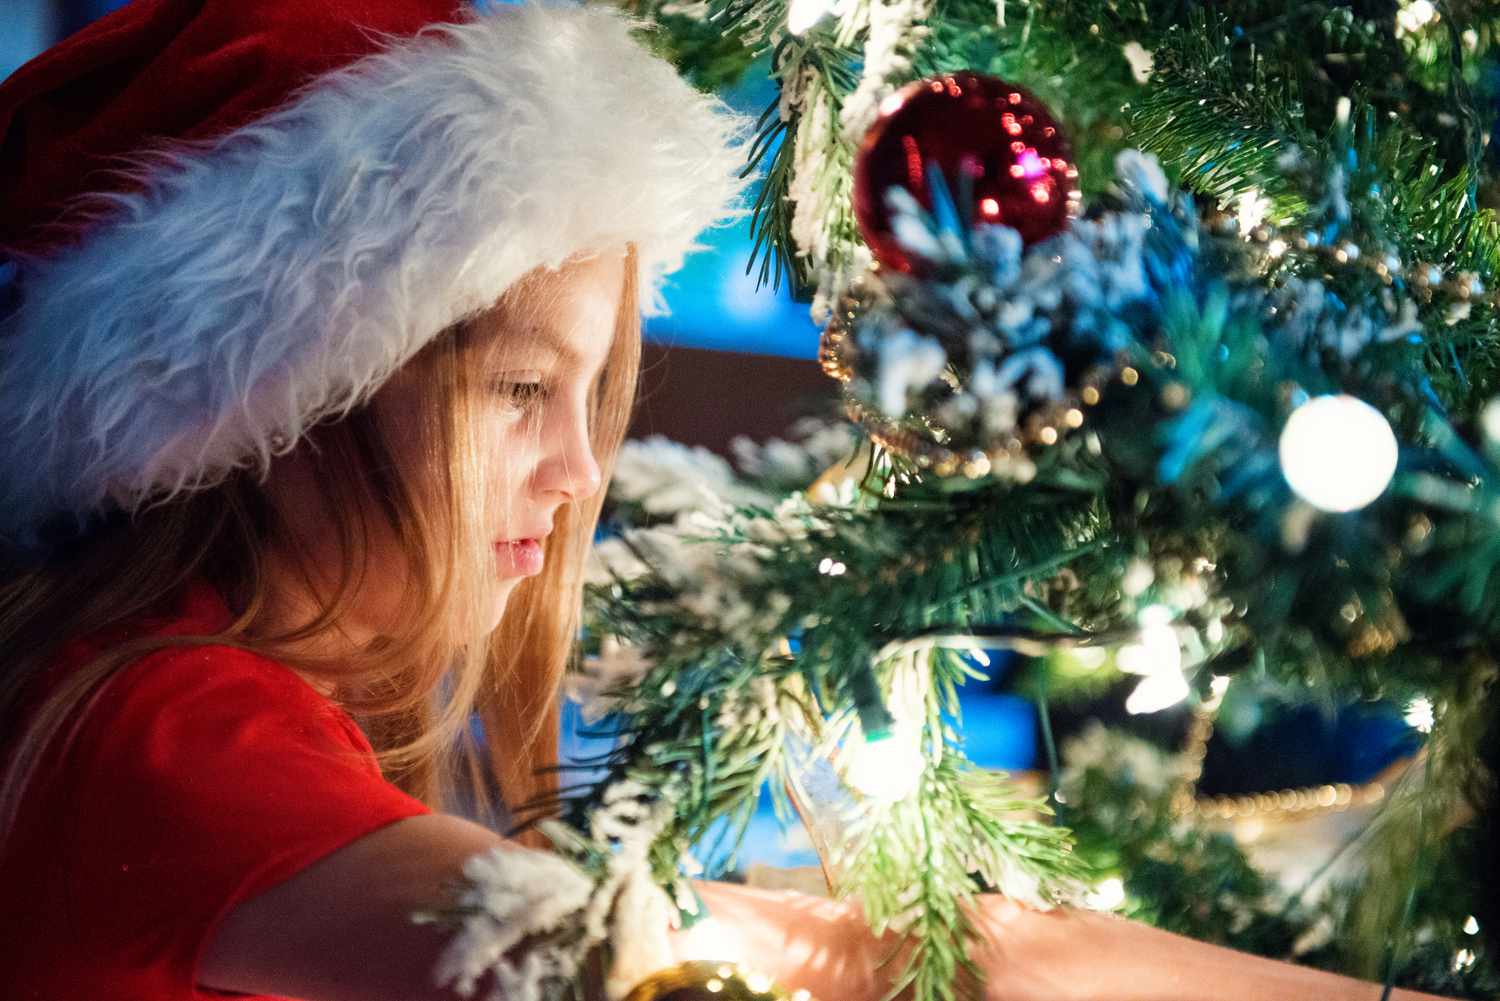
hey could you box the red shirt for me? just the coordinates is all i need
[2,581,432,999]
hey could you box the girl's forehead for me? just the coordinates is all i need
[470,254,625,366]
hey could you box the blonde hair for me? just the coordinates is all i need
[0,247,641,844]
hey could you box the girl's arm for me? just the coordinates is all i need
[198,813,505,1001]
[199,815,878,1001]
[689,882,1456,1001]
[199,821,1451,1001]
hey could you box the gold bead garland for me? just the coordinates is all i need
[1236,219,1490,313]
[1170,691,1399,823]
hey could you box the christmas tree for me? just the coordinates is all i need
[438,3,1500,1000]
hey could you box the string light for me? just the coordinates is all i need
[1482,398,1500,444]
[1405,696,1435,733]
[843,724,925,802]
[1119,605,1189,715]
[1278,395,1398,512]
[1235,190,1271,236]
[1083,876,1127,911]
[1464,915,1480,935]
[1396,0,1438,35]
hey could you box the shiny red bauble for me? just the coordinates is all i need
[852,73,1079,273]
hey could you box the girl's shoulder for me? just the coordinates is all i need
[51,579,374,762]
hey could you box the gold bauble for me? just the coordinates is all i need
[622,961,810,1001]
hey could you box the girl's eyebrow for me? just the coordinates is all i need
[483,325,581,370]
[532,328,585,367]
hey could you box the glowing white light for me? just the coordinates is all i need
[1072,646,1108,671]
[1236,190,1271,236]
[1139,603,1174,628]
[1396,0,1437,34]
[844,728,925,802]
[1267,238,1288,257]
[1464,915,1480,935]
[744,972,774,993]
[1119,613,1189,715]
[1210,674,1231,697]
[1405,696,1435,733]
[1084,876,1127,911]
[1454,948,1477,972]
[787,0,835,34]
[1117,622,1181,677]
[1278,395,1398,512]
[1482,398,1500,445]
[1121,42,1154,84]
[1125,669,1191,715]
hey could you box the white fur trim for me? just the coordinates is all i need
[0,1,750,549]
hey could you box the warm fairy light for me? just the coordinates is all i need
[1083,876,1126,911]
[818,557,848,576]
[844,727,925,801]
[1464,915,1480,935]
[744,972,775,993]
[1405,696,1435,733]
[1453,948,1477,973]
[1396,0,1438,34]
[674,917,745,965]
[1278,395,1398,512]
[1267,237,1288,257]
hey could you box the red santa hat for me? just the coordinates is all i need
[0,0,748,553]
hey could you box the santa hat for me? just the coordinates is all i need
[0,0,749,555]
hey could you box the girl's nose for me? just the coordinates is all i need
[533,406,602,503]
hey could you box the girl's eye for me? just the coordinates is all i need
[494,380,549,409]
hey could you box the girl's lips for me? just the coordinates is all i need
[494,538,544,577]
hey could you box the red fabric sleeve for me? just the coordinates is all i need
[62,643,432,996]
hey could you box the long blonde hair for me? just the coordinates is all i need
[0,248,640,843]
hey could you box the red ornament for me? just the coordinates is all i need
[853,73,1079,273]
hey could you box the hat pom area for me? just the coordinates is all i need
[0,1,750,553]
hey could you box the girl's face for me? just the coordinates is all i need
[265,250,624,647]
[408,250,624,629]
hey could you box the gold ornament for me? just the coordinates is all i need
[622,961,811,1001]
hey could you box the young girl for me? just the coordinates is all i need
[0,2,1461,999]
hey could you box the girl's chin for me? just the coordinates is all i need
[485,579,520,632]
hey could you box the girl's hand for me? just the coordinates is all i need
[970,894,1457,1001]
[679,881,888,1000]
